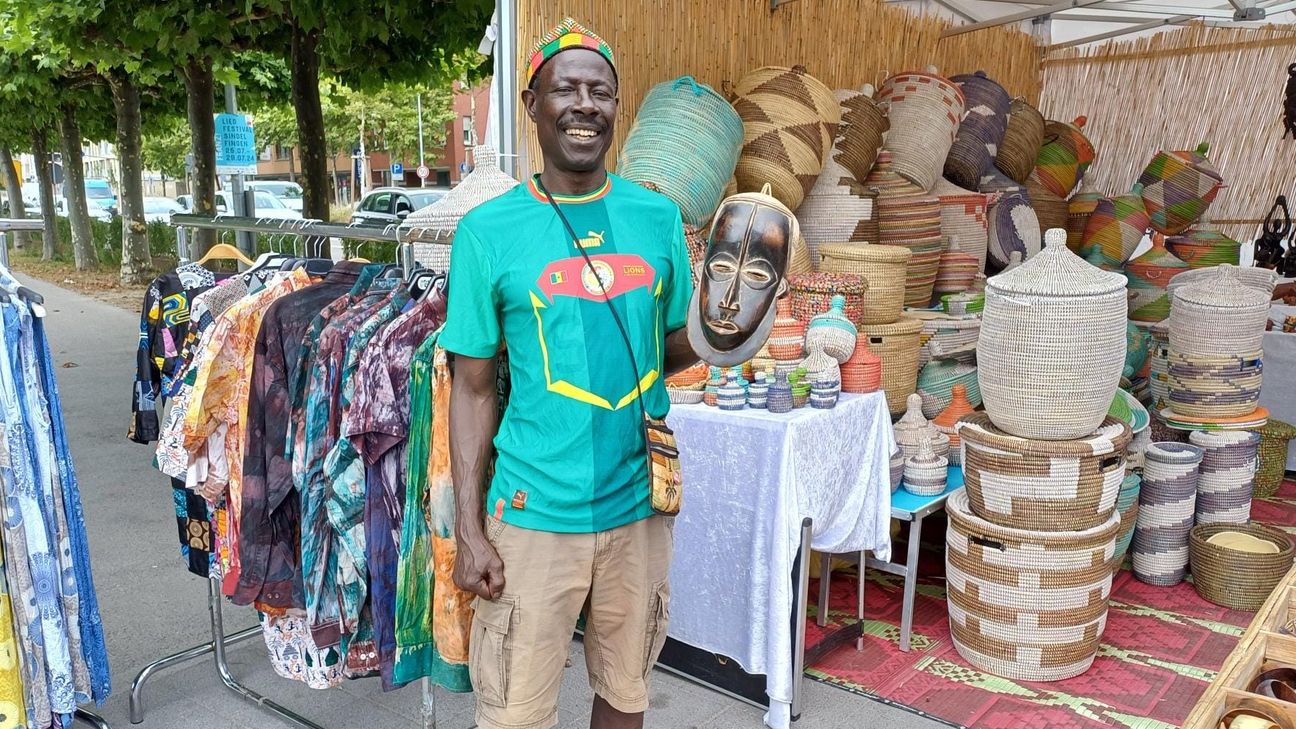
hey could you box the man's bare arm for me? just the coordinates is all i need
[449,353,506,600]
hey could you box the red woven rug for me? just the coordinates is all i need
[804,479,1296,728]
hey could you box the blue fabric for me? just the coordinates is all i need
[31,313,111,702]
[889,466,965,515]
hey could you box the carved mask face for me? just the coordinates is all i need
[687,189,795,367]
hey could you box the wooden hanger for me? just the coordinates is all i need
[197,243,255,267]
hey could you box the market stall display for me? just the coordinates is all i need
[1190,430,1260,525]
[994,97,1044,184]
[944,71,1010,191]
[1137,142,1225,236]
[879,68,965,192]
[616,76,744,227]
[979,230,1127,440]
[1133,442,1203,586]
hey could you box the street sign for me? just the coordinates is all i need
[416,164,430,180]
[214,113,258,175]
[390,162,405,176]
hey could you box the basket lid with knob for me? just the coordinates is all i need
[987,229,1126,297]
[1172,264,1270,310]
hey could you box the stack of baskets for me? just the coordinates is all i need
[877,193,944,307]
[931,178,990,272]
[616,77,744,227]
[730,65,841,211]
[1165,265,1269,422]
[878,68,965,192]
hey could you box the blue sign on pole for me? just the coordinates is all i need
[214,113,258,175]
[390,162,405,177]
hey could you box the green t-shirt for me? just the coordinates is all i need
[439,173,693,534]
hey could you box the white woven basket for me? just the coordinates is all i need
[1168,264,1270,358]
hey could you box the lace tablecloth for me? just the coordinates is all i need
[665,392,894,729]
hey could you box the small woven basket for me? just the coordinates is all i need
[1190,430,1260,526]
[1253,419,1296,499]
[994,98,1045,184]
[889,448,905,494]
[946,490,1119,682]
[861,318,924,415]
[958,413,1131,532]
[1189,523,1294,611]
[1133,442,1203,586]
[879,69,965,192]
[904,437,950,496]
[817,244,910,325]
[788,273,868,326]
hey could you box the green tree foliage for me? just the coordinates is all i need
[141,114,191,180]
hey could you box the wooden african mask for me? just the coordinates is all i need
[687,185,797,367]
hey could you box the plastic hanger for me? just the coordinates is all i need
[197,243,255,267]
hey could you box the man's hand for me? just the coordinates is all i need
[453,529,506,600]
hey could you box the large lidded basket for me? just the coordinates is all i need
[958,413,1131,532]
[1168,264,1270,358]
[1034,116,1096,198]
[730,65,841,211]
[994,98,1045,185]
[404,145,520,270]
[817,243,911,324]
[943,71,1011,192]
[979,229,1128,441]
[946,490,1120,682]
[879,69,966,192]
[617,77,744,228]
[1137,143,1225,236]
[1165,219,1240,269]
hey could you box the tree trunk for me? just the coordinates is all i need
[0,148,28,250]
[58,100,97,270]
[109,72,152,285]
[330,153,341,206]
[291,21,329,221]
[183,58,217,258]
[31,128,58,261]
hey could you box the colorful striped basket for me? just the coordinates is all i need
[1166,349,1262,419]
[1081,184,1150,270]
[879,68,966,192]
[946,489,1119,682]
[1165,218,1241,269]
[730,65,841,211]
[767,297,806,360]
[932,177,990,272]
[943,71,1011,191]
[986,191,1040,273]
[1137,143,1225,236]
[934,238,981,296]
[788,273,868,327]
[617,77,744,227]
[1133,442,1202,586]
[1034,116,1096,198]
[877,193,943,307]
[1123,233,1189,322]
[994,98,1045,185]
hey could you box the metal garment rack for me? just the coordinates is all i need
[130,214,440,728]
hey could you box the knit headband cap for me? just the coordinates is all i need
[526,17,616,87]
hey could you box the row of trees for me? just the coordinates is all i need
[0,0,491,284]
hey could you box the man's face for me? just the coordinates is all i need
[523,49,618,174]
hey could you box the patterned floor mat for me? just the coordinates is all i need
[804,479,1296,728]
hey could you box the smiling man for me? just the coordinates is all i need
[439,17,697,729]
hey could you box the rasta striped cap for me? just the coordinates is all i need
[526,17,615,87]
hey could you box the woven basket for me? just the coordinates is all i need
[942,292,985,315]
[986,191,1040,273]
[1067,182,1102,254]
[933,384,976,465]
[767,297,806,360]
[994,98,1045,185]
[842,336,883,393]
[914,311,981,367]
[879,69,965,192]
[1081,184,1150,270]
[1133,442,1203,586]
[1026,175,1068,236]
[959,413,1131,531]
[1189,523,1294,611]
[1137,143,1225,236]
[805,294,859,362]
[1169,264,1277,298]
[406,146,519,267]
[946,489,1119,682]
[890,448,905,493]
[917,360,980,418]
[1147,321,1171,409]
[1254,419,1296,498]
[1190,430,1260,526]
[1110,473,1142,574]
[944,71,1010,191]
[667,387,705,405]
[979,230,1127,440]
[861,318,924,415]
[1165,218,1240,269]
[877,192,943,306]
[1034,116,1096,198]
[932,178,990,272]
[817,243,910,325]
[1123,234,1189,322]
[730,65,841,211]
[934,239,980,296]
[1169,265,1270,358]
[617,77,744,227]
[835,86,888,184]
[904,436,950,496]
[788,272,868,327]
[865,150,926,197]
[1167,350,1262,418]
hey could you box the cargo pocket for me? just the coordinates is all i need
[469,595,517,708]
[641,580,671,680]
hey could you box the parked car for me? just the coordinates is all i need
[53,197,112,222]
[142,197,183,223]
[76,178,117,215]
[350,187,447,226]
[176,190,303,220]
[246,180,304,213]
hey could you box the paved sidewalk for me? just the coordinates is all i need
[30,275,941,729]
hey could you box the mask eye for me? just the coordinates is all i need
[741,266,775,290]
[708,259,737,279]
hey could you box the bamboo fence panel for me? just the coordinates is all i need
[515,0,1041,179]
[1042,23,1296,242]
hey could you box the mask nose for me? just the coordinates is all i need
[719,276,742,314]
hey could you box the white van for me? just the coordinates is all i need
[245,180,304,213]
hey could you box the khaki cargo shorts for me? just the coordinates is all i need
[470,514,674,729]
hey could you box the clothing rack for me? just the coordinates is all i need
[130,214,440,729]
[0,218,45,269]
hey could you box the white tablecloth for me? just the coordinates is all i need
[1261,326,1296,470]
[665,392,894,729]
